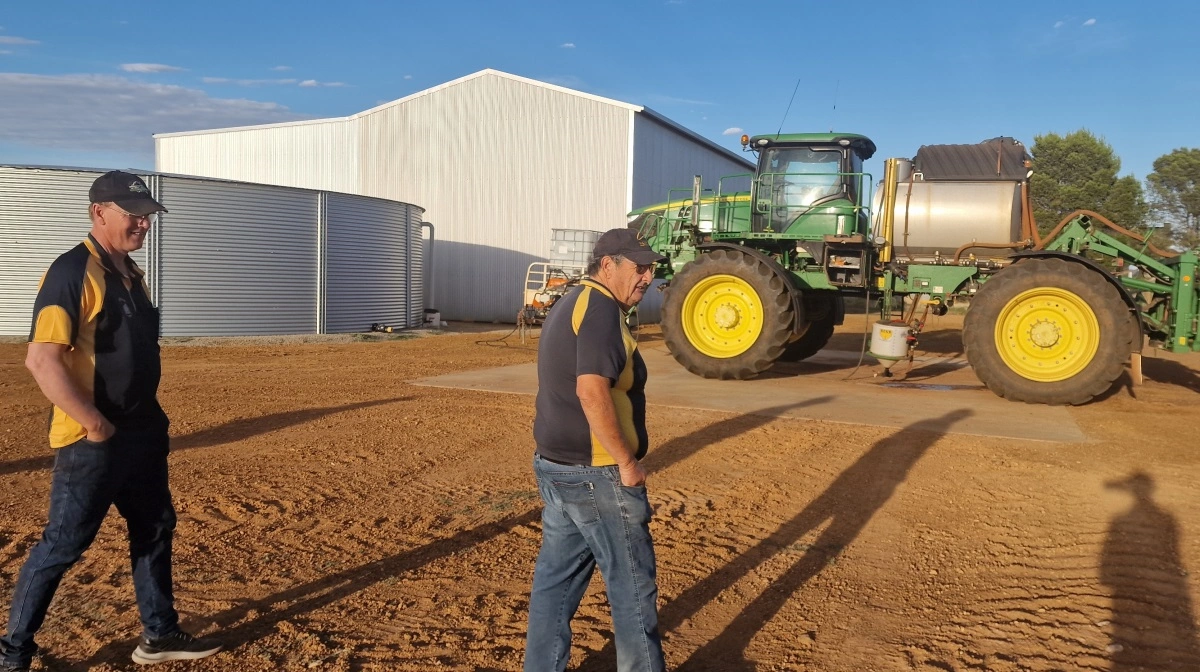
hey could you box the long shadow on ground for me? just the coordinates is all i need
[68,398,835,670]
[0,398,411,477]
[577,408,972,671]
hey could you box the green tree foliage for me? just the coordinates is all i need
[1146,148,1200,250]
[1029,130,1147,237]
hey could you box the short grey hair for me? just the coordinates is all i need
[586,254,625,277]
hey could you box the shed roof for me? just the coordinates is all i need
[154,69,750,167]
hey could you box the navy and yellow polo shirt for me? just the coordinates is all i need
[29,234,166,448]
[533,279,649,466]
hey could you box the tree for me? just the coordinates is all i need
[1029,130,1147,237]
[1146,148,1200,250]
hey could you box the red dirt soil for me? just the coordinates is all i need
[2,315,1199,671]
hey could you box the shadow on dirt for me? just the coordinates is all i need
[1102,471,1200,671]
[1142,357,1200,395]
[65,400,834,670]
[0,397,411,477]
[577,408,973,671]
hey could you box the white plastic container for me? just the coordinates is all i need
[869,320,911,369]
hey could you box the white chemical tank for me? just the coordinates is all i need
[869,320,911,371]
[873,179,1022,260]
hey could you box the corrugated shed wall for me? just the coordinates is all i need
[409,212,426,327]
[630,114,754,209]
[0,167,425,337]
[0,167,147,336]
[324,192,424,333]
[354,74,631,322]
[155,121,360,194]
[155,176,319,336]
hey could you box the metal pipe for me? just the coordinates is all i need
[1036,209,1177,258]
[879,158,900,263]
[691,175,702,234]
[1021,181,1042,247]
[421,221,436,309]
[952,240,1030,264]
[901,174,916,262]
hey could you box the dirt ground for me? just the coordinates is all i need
[2,314,1200,671]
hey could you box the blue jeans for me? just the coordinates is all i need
[525,455,664,672]
[0,429,178,666]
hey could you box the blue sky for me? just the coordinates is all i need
[0,0,1195,186]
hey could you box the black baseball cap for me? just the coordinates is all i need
[88,170,167,216]
[592,228,667,265]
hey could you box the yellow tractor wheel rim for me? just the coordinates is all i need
[681,274,764,358]
[994,286,1100,382]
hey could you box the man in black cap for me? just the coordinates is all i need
[0,171,222,670]
[524,227,668,672]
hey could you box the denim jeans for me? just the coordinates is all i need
[0,428,178,666]
[525,454,664,672]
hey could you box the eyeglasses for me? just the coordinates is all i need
[103,204,155,223]
[622,260,655,274]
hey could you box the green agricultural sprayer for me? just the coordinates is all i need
[629,133,1199,405]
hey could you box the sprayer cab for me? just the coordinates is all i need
[742,133,877,239]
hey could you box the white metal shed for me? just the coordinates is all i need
[155,69,754,322]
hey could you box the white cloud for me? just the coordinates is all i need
[298,79,348,88]
[560,42,575,48]
[0,35,39,45]
[722,127,744,136]
[0,73,306,157]
[203,76,298,86]
[403,74,413,80]
[1054,21,1064,28]
[270,65,291,71]
[121,63,184,73]
[1083,18,1096,26]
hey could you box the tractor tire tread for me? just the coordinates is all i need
[963,257,1132,405]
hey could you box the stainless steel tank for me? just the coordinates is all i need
[872,179,1022,260]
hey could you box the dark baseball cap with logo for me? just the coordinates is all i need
[88,170,167,216]
[592,228,667,266]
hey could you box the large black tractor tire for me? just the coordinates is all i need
[778,294,840,362]
[963,257,1134,405]
[661,249,797,379]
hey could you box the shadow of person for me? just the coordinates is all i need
[0,397,412,476]
[64,399,836,670]
[577,408,972,672]
[1102,471,1200,671]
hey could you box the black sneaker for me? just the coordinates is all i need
[131,630,222,665]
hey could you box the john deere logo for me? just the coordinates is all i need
[879,329,893,340]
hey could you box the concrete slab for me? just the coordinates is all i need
[411,346,1087,443]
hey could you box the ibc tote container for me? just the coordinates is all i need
[549,228,603,266]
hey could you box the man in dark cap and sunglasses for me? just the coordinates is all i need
[0,171,222,670]
[524,227,668,672]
